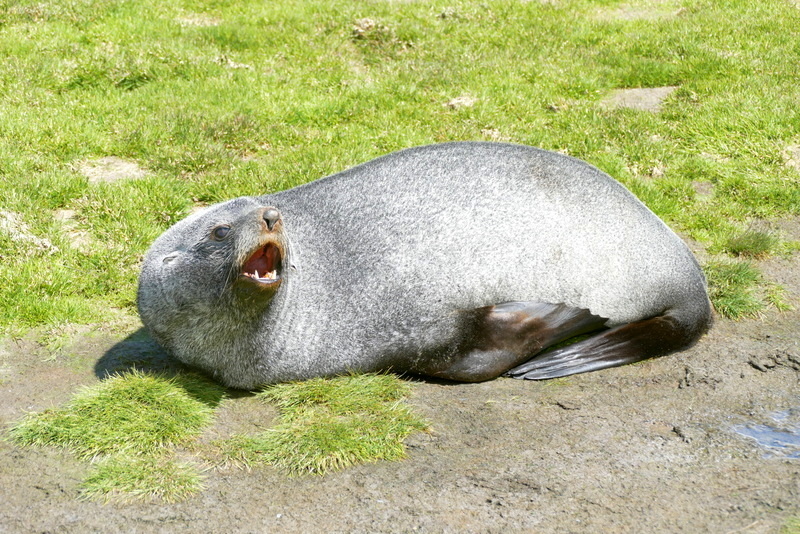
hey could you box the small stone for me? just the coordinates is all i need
[53,209,76,222]
[650,165,665,178]
[678,366,693,388]
[176,13,221,27]
[214,55,252,70]
[189,204,208,216]
[672,425,702,443]
[783,145,800,172]
[481,128,510,142]
[774,351,800,371]
[692,181,714,200]
[352,18,382,38]
[596,2,683,22]
[444,95,478,110]
[748,356,776,372]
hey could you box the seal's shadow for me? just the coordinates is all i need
[96,329,465,389]
[95,327,188,379]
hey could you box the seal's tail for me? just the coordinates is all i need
[505,306,711,380]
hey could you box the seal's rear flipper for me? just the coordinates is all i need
[506,314,692,380]
[422,301,608,382]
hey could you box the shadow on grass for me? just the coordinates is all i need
[97,328,464,388]
[95,327,248,407]
[95,327,187,379]
[95,328,467,404]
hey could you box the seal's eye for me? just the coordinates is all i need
[211,225,231,241]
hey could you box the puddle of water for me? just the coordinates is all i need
[734,408,800,459]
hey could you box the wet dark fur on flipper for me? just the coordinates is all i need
[413,302,609,382]
[506,310,711,380]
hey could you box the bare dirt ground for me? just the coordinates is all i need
[2,227,799,533]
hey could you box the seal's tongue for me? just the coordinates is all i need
[242,243,281,282]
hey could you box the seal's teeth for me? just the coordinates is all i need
[257,271,278,281]
[254,269,260,279]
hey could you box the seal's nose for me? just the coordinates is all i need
[263,207,281,231]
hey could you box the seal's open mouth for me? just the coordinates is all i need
[240,242,282,286]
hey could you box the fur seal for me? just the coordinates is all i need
[137,142,711,389]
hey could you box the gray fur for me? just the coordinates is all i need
[138,142,711,388]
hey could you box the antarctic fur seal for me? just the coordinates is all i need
[137,142,711,389]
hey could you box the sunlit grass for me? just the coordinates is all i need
[704,260,765,320]
[8,370,426,499]
[8,371,226,502]
[9,371,224,458]
[222,374,429,475]
[0,0,798,331]
[723,229,780,259]
[81,454,205,503]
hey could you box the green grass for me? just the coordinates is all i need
[2,0,800,503]
[705,260,766,319]
[8,371,226,502]
[722,228,780,259]
[81,454,205,503]
[783,516,800,534]
[0,0,799,329]
[9,371,224,457]
[222,374,429,475]
[8,371,426,499]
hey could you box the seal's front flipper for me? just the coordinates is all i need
[473,301,609,355]
[506,314,689,380]
[423,301,607,382]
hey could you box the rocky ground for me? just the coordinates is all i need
[1,232,798,533]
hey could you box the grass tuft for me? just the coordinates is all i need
[704,260,764,319]
[9,370,427,498]
[8,370,226,502]
[223,374,428,475]
[765,283,793,313]
[783,516,800,534]
[80,454,205,503]
[9,370,223,458]
[723,228,779,258]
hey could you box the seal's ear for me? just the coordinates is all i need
[139,252,182,318]
[161,252,180,265]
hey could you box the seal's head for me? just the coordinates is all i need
[137,196,286,356]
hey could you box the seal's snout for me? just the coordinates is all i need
[238,208,284,290]
[263,207,281,231]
